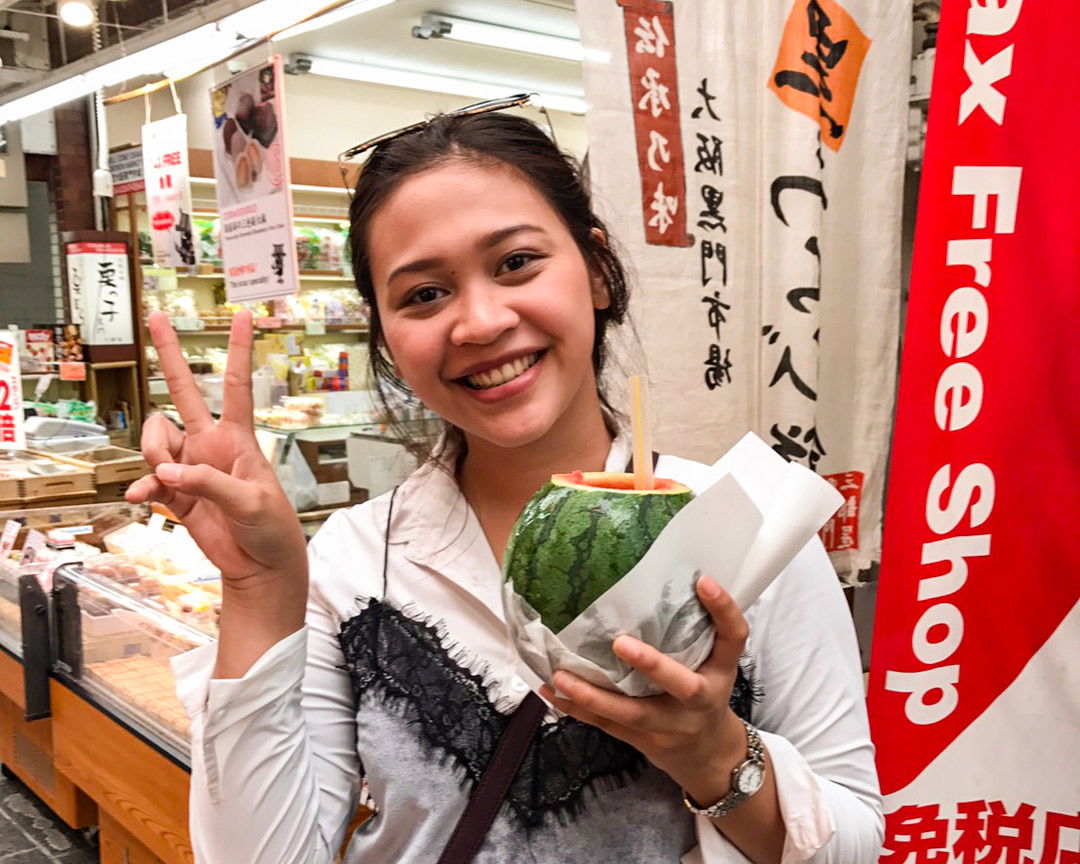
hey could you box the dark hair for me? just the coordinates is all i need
[348,111,629,464]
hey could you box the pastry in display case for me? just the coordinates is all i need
[53,555,217,761]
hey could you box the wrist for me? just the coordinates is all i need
[680,711,748,806]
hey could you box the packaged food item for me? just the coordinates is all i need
[52,324,84,363]
[22,329,54,373]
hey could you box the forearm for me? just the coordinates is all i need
[176,629,351,864]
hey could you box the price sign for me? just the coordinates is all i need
[0,332,25,449]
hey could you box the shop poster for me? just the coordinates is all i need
[210,55,299,302]
[576,0,910,582]
[141,114,198,268]
[108,144,145,196]
[0,331,26,449]
[65,241,135,345]
[867,4,1080,862]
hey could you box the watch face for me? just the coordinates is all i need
[735,761,766,796]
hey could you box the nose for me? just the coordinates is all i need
[449,282,520,346]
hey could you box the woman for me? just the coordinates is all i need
[129,107,882,864]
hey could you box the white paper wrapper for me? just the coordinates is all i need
[503,433,844,696]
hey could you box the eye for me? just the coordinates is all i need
[405,285,447,306]
[498,252,543,275]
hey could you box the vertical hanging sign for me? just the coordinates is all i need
[210,55,299,302]
[617,0,692,247]
[142,114,199,268]
[0,332,26,449]
[868,3,1080,862]
[65,241,135,345]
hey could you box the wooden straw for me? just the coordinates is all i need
[629,375,654,490]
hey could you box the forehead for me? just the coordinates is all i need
[368,160,562,249]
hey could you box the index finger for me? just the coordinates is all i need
[148,311,214,434]
[219,310,254,427]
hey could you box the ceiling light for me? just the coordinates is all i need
[295,53,587,114]
[58,0,95,28]
[273,0,397,42]
[413,13,583,62]
[0,0,392,125]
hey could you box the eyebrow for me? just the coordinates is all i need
[386,224,547,284]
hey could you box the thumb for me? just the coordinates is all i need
[697,575,749,669]
[155,462,257,518]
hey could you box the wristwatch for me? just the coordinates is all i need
[682,721,766,818]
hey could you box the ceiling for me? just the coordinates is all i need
[0,0,585,104]
[277,0,584,101]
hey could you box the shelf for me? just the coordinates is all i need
[160,320,368,336]
[180,271,354,283]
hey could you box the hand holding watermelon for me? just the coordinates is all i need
[538,575,759,817]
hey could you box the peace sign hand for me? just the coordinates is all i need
[126,312,309,672]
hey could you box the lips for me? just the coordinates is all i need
[457,350,545,390]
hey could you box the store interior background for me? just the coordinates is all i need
[0,0,942,665]
[0,2,939,860]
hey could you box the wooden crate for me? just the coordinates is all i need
[19,471,95,502]
[49,447,150,486]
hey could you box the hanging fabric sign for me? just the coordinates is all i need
[142,114,199,268]
[577,0,910,581]
[0,332,26,449]
[868,3,1080,861]
[210,55,299,302]
[65,241,135,345]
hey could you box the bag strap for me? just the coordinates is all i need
[436,691,547,864]
[436,448,660,863]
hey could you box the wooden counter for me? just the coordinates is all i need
[49,679,193,864]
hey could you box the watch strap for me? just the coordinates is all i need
[682,721,765,819]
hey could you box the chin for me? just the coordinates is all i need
[456,409,557,452]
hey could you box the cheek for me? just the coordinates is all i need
[381,320,443,384]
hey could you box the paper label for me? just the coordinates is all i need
[0,520,19,557]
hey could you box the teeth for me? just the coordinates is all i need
[465,352,540,390]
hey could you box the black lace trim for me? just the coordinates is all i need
[338,599,759,827]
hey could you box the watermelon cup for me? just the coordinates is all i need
[501,433,847,697]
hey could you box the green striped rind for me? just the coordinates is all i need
[503,478,694,633]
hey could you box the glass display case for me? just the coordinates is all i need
[53,556,218,762]
[0,502,151,657]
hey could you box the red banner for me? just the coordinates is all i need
[869,2,1080,862]
[617,0,692,247]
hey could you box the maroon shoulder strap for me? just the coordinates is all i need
[436,691,546,864]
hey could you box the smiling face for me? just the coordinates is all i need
[367,158,610,450]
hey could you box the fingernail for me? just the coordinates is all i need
[614,635,639,661]
[156,463,182,484]
[698,576,721,600]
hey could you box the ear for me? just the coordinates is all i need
[588,227,611,311]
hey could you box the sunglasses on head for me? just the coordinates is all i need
[337,92,547,197]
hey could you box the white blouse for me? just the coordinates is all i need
[172,433,883,864]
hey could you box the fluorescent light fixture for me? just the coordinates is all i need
[273,0,397,42]
[0,0,393,125]
[418,13,583,63]
[299,54,587,114]
[58,0,95,28]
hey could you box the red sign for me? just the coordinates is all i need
[59,362,87,382]
[617,0,691,247]
[868,1,1080,858]
[820,470,863,552]
[66,242,126,256]
[151,210,175,232]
